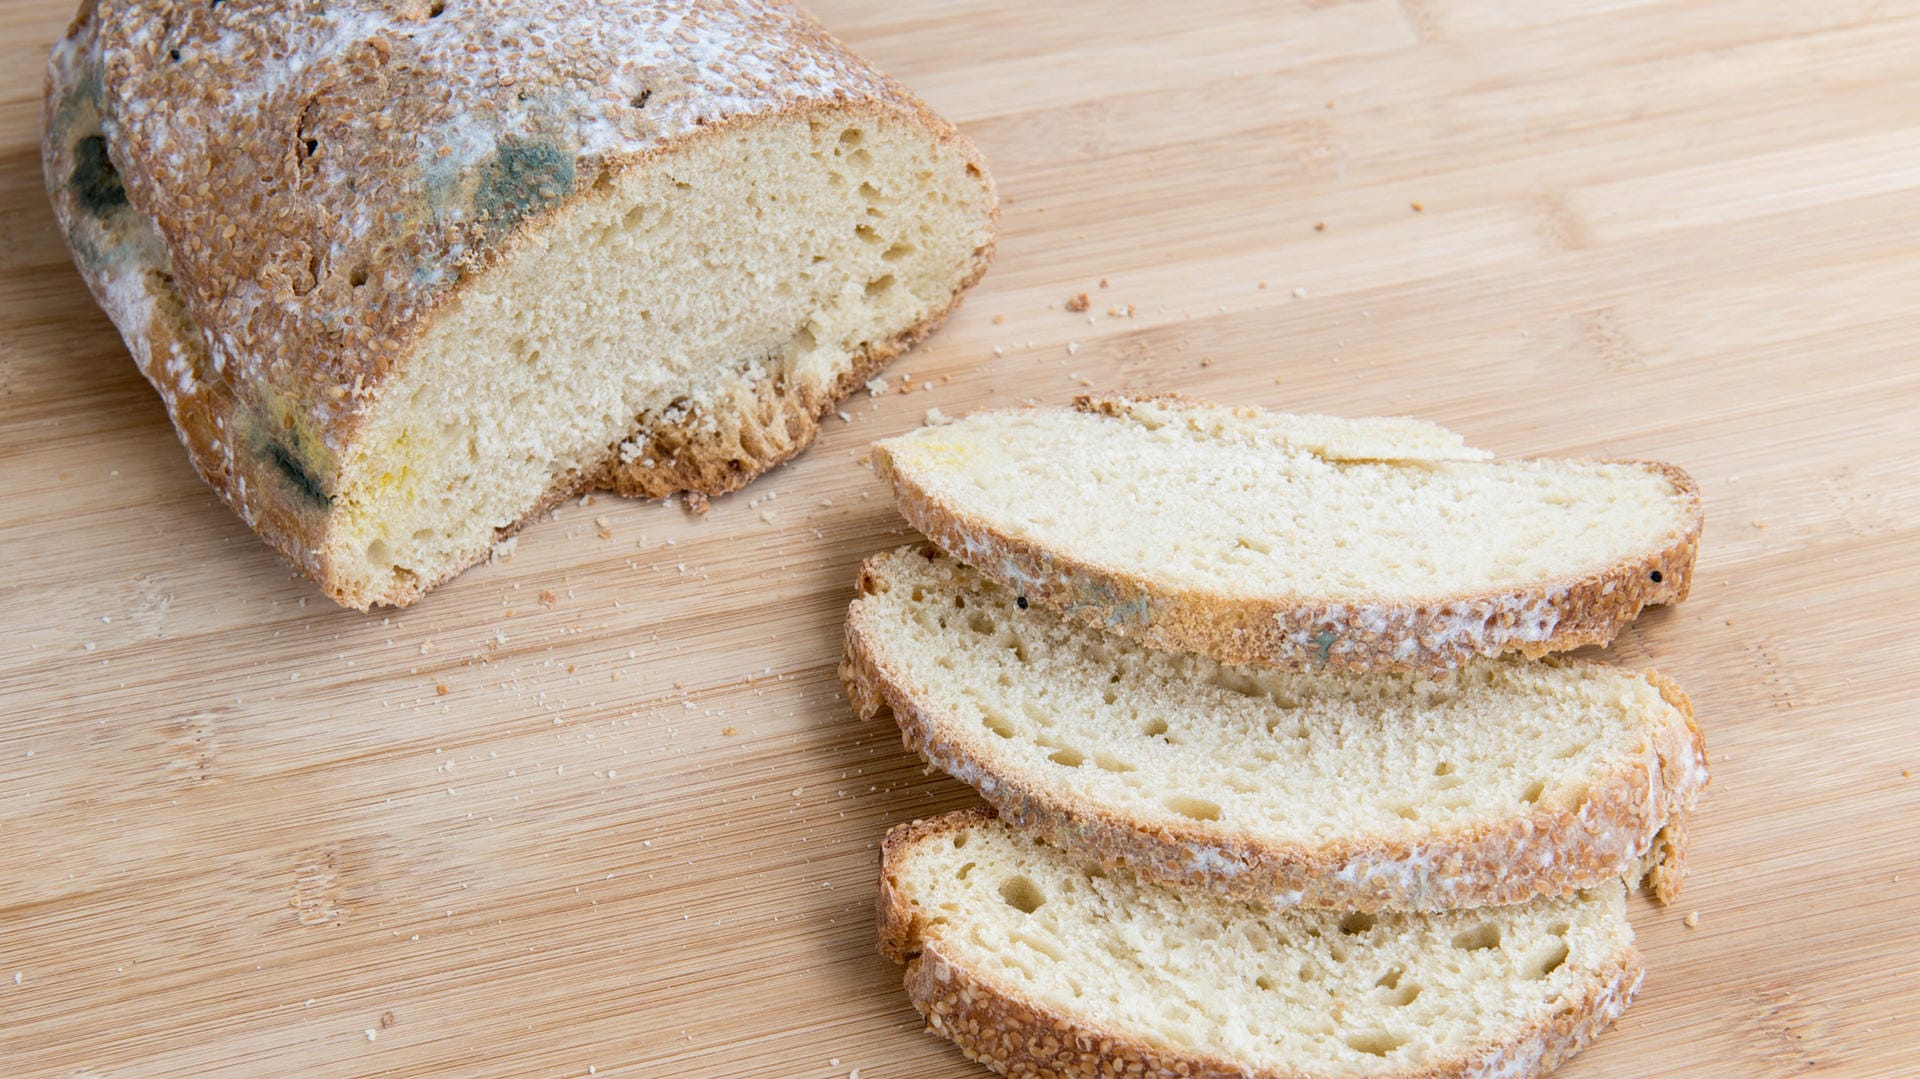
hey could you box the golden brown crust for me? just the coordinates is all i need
[43,0,996,609]
[875,395,1704,676]
[879,811,1647,1079]
[846,554,1709,911]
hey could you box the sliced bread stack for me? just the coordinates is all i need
[842,394,1708,1079]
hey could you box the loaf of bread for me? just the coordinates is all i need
[844,546,1707,911]
[873,395,1701,674]
[881,810,1643,1079]
[43,0,996,607]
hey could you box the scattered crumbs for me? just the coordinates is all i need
[991,313,1004,324]
[1904,769,1912,778]
[722,726,739,736]
[435,683,449,696]
[830,1060,841,1068]
[1314,221,1326,231]
[419,640,435,655]
[924,407,953,427]
[12,972,19,986]
[1106,304,1135,318]
[595,516,613,540]
[791,787,803,797]
[836,410,853,422]
[1683,911,1699,928]
[1065,292,1090,313]
[1411,201,1424,212]
[1292,287,1308,299]
[539,590,558,607]
[1257,281,1267,290]
[83,642,96,652]
[1066,340,1080,355]
[865,376,888,396]
[684,491,710,516]
[364,1029,378,1043]
[850,1070,861,1079]
[991,346,1005,357]
[1098,278,1109,288]
[380,1012,396,1029]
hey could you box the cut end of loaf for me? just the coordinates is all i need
[883,810,1643,1079]
[317,110,992,607]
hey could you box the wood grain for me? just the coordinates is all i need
[4,1,1918,1076]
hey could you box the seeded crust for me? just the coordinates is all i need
[42,0,995,608]
[873,395,1703,677]
[878,810,1647,1079]
[844,550,1708,912]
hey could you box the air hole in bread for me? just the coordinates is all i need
[1048,747,1085,768]
[1375,966,1402,989]
[981,708,1015,739]
[954,861,976,880]
[1528,941,1570,980]
[1520,780,1546,804]
[1093,753,1134,774]
[1452,924,1501,951]
[1345,1031,1407,1057]
[348,265,369,288]
[998,875,1045,914]
[1165,795,1222,822]
[1394,805,1419,820]
[1236,535,1272,554]
[1141,718,1169,739]
[839,127,865,148]
[1254,975,1276,991]
[1208,669,1264,700]
[883,241,916,262]
[1434,761,1455,776]
[1340,912,1376,935]
[630,88,653,109]
[967,611,995,634]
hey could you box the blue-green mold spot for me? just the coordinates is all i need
[475,136,574,229]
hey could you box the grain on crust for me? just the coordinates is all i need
[843,549,1709,911]
[872,395,1703,676]
[879,810,1647,1079]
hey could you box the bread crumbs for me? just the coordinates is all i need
[1065,292,1090,313]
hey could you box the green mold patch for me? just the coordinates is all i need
[475,136,575,230]
[70,134,128,215]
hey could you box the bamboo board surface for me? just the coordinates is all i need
[4,1,1918,1075]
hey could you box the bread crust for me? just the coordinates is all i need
[43,0,995,608]
[879,810,1647,1079]
[874,395,1703,677]
[844,549,1709,912]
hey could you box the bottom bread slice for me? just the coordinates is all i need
[881,810,1643,1079]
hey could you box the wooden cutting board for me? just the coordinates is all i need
[4,1,1917,1075]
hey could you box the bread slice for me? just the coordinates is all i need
[872,396,1701,674]
[44,0,995,608]
[845,547,1706,911]
[881,810,1643,1079]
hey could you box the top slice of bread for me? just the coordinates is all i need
[845,546,1707,912]
[881,810,1643,1079]
[872,395,1702,674]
